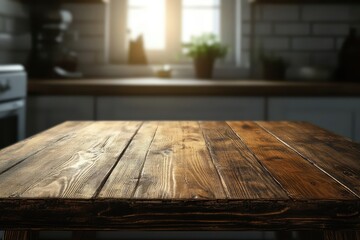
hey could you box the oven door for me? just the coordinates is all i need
[0,99,25,149]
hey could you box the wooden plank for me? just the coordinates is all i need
[1,198,359,231]
[199,121,288,200]
[258,121,360,198]
[98,122,158,198]
[3,231,32,240]
[133,121,226,199]
[227,121,356,200]
[0,122,142,199]
[0,121,359,232]
[0,122,92,174]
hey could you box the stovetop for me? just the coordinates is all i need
[0,65,25,73]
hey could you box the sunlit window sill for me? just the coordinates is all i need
[79,64,250,80]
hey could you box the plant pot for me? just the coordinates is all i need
[194,56,215,79]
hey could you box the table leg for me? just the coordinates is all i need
[324,231,360,240]
[72,231,95,240]
[3,231,38,240]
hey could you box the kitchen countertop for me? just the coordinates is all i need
[28,78,360,96]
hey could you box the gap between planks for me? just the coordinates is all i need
[92,122,145,198]
[225,121,355,200]
[198,121,230,199]
[199,121,289,200]
[0,122,92,176]
[130,123,159,198]
[223,121,293,200]
[255,121,360,199]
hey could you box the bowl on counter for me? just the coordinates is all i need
[286,66,333,82]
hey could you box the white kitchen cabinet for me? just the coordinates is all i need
[268,97,360,141]
[355,111,360,142]
[26,96,95,136]
[26,95,360,142]
[97,97,266,121]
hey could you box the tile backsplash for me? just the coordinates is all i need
[242,2,360,69]
[1,1,360,75]
[63,3,107,65]
[0,0,30,65]
[65,1,360,72]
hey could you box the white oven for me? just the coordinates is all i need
[0,65,27,149]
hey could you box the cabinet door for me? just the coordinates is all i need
[268,97,360,141]
[97,97,265,121]
[355,112,360,142]
[27,96,95,137]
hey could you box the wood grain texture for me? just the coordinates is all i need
[258,121,360,198]
[133,121,226,199]
[0,199,358,231]
[98,122,158,198]
[3,231,32,240]
[199,121,288,200]
[0,122,142,198]
[0,122,92,174]
[227,121,356,200]
[0,121,359,232]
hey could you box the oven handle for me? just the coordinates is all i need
[0,100,24,113]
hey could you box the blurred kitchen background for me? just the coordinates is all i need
[1,0,360,239]
[3,0,360,77]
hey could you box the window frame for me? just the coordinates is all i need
[106,0,241,65]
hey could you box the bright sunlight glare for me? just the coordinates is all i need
[128,0,165,50]
[182,0,220,43]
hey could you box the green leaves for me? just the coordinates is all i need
[182,33,228,59]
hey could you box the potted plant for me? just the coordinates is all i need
[183,33,228,79]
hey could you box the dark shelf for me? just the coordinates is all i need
[252,0,360,4]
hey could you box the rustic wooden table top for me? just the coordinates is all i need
[0,121,359,232]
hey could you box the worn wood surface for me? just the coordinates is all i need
[0,121,359,232]
[228,121,355,200]
[258,121,360,198]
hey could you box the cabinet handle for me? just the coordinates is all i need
[0,100,24,113]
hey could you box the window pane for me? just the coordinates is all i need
[129,0,148,7]
[182,8,220,43]
[183,0,220,7]
[128,0,165,50]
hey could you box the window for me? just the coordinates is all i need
[182,0,221,43]
[107,0,240,65]
[128,0,166,50]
